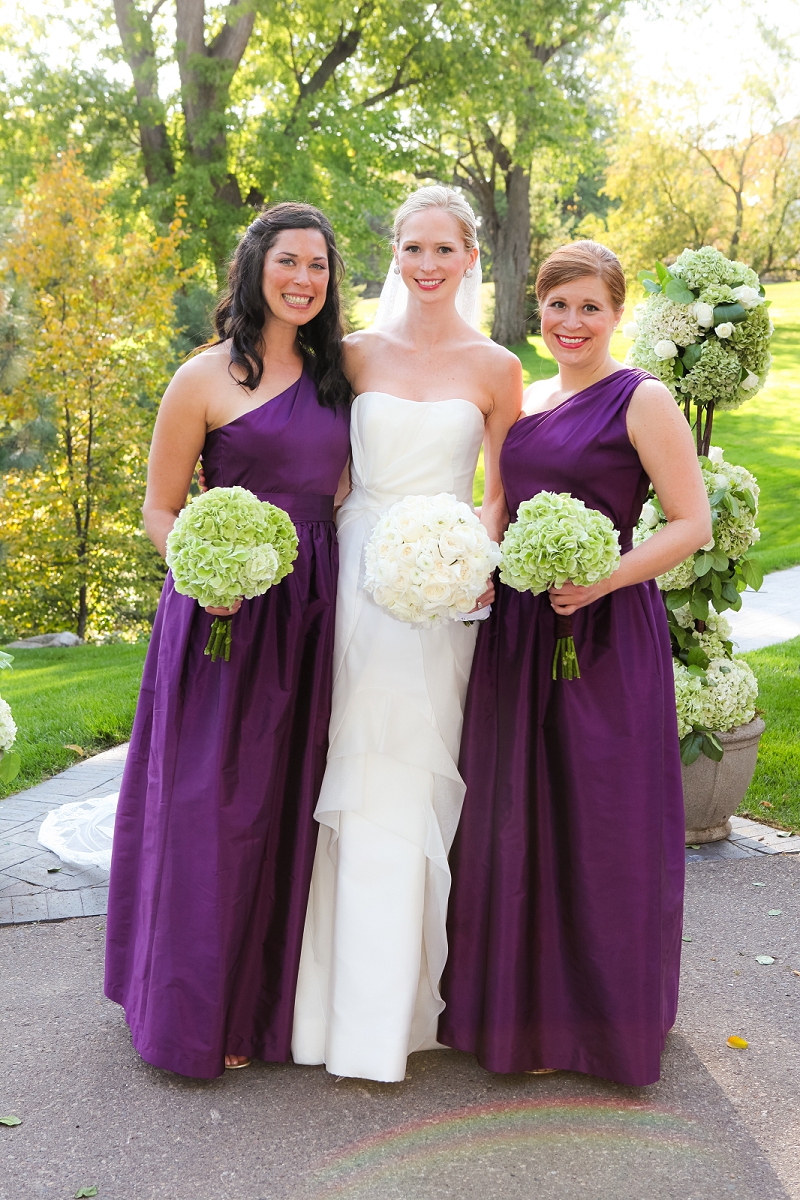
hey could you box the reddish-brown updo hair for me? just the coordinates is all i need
[535,241,626,311]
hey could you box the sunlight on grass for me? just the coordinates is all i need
[739,636,800,831]
[0,644,147,798]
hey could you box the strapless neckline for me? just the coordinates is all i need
[355,391,484,423]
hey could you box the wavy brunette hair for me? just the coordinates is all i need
[212,202,351,410]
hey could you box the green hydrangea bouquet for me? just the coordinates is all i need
[500,491,620,680]
[166,486,298,662]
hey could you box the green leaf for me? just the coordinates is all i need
[722,492,740,518]
[642,278,661,294]
[75,1189,98,1199]
[687,664,707,679]
[637,269,658,283]
[682,935,693,942]
[755,956,775,965]
[713,302,747,326]
[742,488,757,514]
[693,553,713,577]
[0,751,21,785]
[740,557,764,591]
[682,343,703,370]
[0,650,14,670]
[701,733,724,762]
[665,588,691,610]
[708,487,728,507]
[665,279,696,305]
[768,909,782,915]
[721,581,740,604]
[687,646,710,669]
[672,357,685,378]
[709,573,722,598]
[0,1115,21,1126]
[680,732,704,765]
[689,591,709,620]
[655,260,670,284]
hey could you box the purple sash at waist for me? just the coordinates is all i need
[255,492,335,524]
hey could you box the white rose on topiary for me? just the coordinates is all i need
[707,446,725,465]
[622,322,639,340]
[740,371,760,391]
[715,322,734,339]
[731,285,762,309]
[654,339,678,360]
[693,301,715,328]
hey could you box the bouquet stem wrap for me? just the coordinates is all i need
[552,613,581,681]
[205,616,233,663]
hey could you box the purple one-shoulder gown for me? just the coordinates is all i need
[439,368,685,1087]
[105,370,350,1078]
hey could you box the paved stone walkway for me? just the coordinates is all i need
[726,564,800,653]
[0,744,125,925]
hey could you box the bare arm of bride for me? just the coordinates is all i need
[549,378,712,616]
[480,349,524,545]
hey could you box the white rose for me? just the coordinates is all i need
[653,339,678,360]
[640,501,660,529]
[707,446,725,465]
[700,537,715,551]
[622,322,639,340]
[731,285,762,309]
[715,322,734,339]
[693,302,715,329]
[740,371,760,391]
[422,580,451,604]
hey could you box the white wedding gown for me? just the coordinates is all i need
[291,391,485,1082]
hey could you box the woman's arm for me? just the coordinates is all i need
[143,362,209,558]
[549,378,712,616]
[480,351,524,545]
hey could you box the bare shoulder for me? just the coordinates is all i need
[628,374,682,422]
[342,327,388,368]
[163,342,232,406]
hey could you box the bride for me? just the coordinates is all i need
[291,185,522,1082]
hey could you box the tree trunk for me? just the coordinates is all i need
[113,0,175,186]
[488,164,531,346]
[76,583,88,641]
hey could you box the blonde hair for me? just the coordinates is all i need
[393,186,479,251]
[536,240,626,310]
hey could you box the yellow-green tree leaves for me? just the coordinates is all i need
[0,155,186,640]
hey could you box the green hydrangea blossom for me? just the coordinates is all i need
[166,486,298,609]
[679,338,743,409]
[671,247,759,291]
[500,491,620,594]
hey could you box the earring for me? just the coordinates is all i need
[465,268,474,278]
[393,262,400,275]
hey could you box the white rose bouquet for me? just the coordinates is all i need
[625,247,773,454]
[166,486,299,661]
[499,492,620,680]
[0,650,21,786]
[364,493,500,627]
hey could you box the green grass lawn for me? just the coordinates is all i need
[0,644,147,799]
[739,636,800,831]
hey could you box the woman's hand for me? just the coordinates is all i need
[471,578,495,613]
[205,598,243,617]
[548,578,611,616]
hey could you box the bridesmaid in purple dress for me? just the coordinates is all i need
[105,204,351,1078]
[440,242,711,1087]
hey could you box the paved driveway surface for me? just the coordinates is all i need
[1,855,798,1200]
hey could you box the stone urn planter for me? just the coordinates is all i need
[682,716,765,843]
